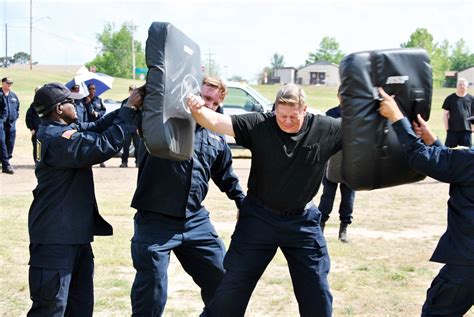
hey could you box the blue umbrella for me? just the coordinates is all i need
[65,72,114,97]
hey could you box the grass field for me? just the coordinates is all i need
[1,68,471,316]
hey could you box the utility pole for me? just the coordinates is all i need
[29,0,32,70]
[4,23,7,67]
[131,22,137,80]
[206,49,215,75]
[3,0,6,68]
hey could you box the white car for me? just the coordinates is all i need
[104,83,322,149]
[223,82,273,115]
[221,82,274,145]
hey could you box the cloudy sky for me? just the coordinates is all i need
[3,0,473,80]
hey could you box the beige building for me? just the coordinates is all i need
[457,66,474,86]
[297,61,340,86]
[272,67,297,84]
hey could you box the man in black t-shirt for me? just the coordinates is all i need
[188,84,341,317]
[442,78,473,147]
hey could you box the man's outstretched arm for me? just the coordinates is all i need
[187,94,235,137]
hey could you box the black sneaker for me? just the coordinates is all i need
[119,162,128,168]
[2,165,14,174]
[99,162,106,168]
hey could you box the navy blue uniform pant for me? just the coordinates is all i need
[0,121,11,168]
[445,131,472,148]
[205,198,332,317]
[318,175,354,224]
[130,210,225,317]
[3,122,16,158]
[31,133,38,163]
[121,132,140,164]
[421,264,474,317]
[27,243,94,317]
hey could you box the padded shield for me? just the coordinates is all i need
[333,48,432,190]
[326,150,345,184]
[142,22,202,160]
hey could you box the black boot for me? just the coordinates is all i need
[339,223,349,243]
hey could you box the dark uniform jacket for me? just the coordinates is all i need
[83,95,106,121]
[25,104,41,132]
[393,118,474,265]
[28,107,136,244]
[75,99,90,123]
[325,105,341,119]
[121,98,138,133]
[0,90,20,127]
[131,125,245,218]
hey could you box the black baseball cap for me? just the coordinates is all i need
[2,77,13,84]
[33,83,71,117]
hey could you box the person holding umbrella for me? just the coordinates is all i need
[84,83,106,122]
[84,83,107,167]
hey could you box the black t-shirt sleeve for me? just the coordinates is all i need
[470,94,474,114]
[442,94,451,111]
[320,116,342,156]
[231,112,266,150]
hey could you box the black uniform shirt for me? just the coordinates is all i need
[442,93,473,132]
[231,112,341,212]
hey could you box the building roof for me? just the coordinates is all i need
[458,65,474,73]
[298,60,339,70]
[444,71,457,77]
[273,67,298,70]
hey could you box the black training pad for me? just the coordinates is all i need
[332,48,432,190]
[142,22,202,160]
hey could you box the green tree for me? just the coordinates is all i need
[401,28,435,52]
[401,28,450,87]
[87,22,145,78]
[270,53,285,68]
[450,39,474,71]
[306,36,344,65]
[228,75,243,82]
[12,51,30,64]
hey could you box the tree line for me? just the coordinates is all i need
[265,28,473,87]
[20,22,467,87]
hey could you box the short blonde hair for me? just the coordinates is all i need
[203,75,227,97]
[275,84,306,108]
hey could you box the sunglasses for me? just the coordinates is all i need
[58,98,75,106]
